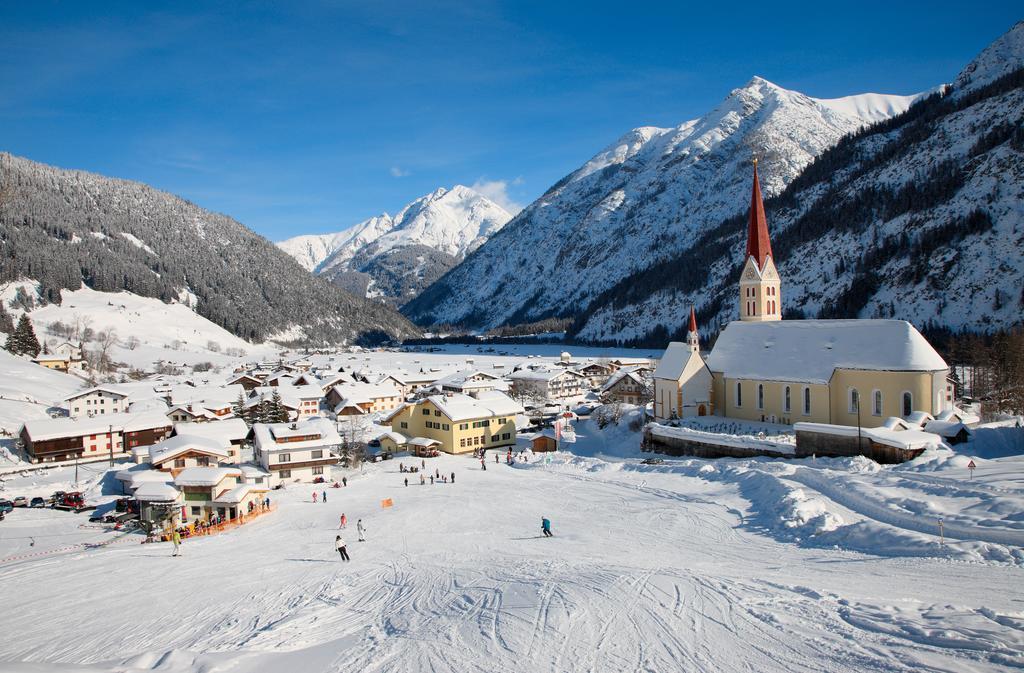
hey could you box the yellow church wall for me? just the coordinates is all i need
[712,373,831,425]
[829,369,946,428]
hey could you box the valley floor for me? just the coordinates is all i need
[1,435,1023,673]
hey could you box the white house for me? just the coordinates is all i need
[253,417,341,487]
[508,366,587,402]
[64,386,130,418]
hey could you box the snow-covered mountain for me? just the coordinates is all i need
[0,153,420,345]
[403,77,922,329]
[278,185,512,304]
[568,21,1024,345]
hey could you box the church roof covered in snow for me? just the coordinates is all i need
[705,320,948,384]
[653,342,705,380]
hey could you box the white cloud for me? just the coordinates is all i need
[390,166,410,177]
[470,177,524,214]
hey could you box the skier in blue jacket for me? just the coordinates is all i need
[541,517,553,537]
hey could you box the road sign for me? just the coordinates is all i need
[967,460,976,480]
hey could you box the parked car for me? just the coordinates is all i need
[11,496,28,507]
[640,457,664,465]
[29,497,46,508]
[0,500,13,514]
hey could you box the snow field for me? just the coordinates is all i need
[1,443,1023,672]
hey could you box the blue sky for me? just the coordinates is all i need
[1,2,1019,240]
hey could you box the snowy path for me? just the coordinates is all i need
[784,466,1024,547]
[1,453,1023,672]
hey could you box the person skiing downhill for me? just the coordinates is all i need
[357,519,366,541]
[335,535,350,561]
[541,517,552,537]
[339,513,347,529]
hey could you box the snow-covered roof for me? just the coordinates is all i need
[904,411,935,426]
[252,417,341,451]
[375,431,407,444]
[705,320,948,384]
[653,342,703,380]
[329,381,402,404]
[173,419,250,446]
[63,385,128,401]
[601,366,649,392]
[794,422,942,450]
[214,483,266,504]
[149,435,229,465]
[239,463,270,477]
[174,466,242,487]
[116,467,173,489]
[426,391,523,422]
[924,420,973,438]
[408,436,441,447]
[881,417,912,431]
[508,367,581,382]
[22,410,171,442]
[133,482,182,502]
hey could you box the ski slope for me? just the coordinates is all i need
[1,430,1023,672]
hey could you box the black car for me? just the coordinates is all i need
[0,500,13,514]
[30,497,46,508]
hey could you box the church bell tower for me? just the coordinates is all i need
[739,159,781,322]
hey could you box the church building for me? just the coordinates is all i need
[653,307,713,420]
[662,161,952,428]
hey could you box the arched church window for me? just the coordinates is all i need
[784,386,791,413]
[872,390,882,416]
[902,392,913,417]
[757,384,764,409]
[803,387,811,415]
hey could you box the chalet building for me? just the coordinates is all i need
[174,466,267,523]
[600,367,651,406]
[32,354,72,372]
[384,391,522,455]
[253,417,341,487]
[172,419,251,462]
[64,386,129,418]
[432,370,506,397]
[576,362,616,389]
[508,367,587,402]
[653,308,713,420]
[149,435,230,475]
[227,374,263,391]
[20,411,172,463]
[662,161,951,429]
[244,385,323,420]
[327,381,403,416]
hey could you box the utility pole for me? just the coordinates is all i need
[109,424,114,468]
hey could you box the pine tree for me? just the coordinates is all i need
[233,392,248,425]
[270,389,289,423]
[7,314,41,357]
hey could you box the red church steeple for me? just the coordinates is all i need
[686,306,699,352]
[746,159,773,270]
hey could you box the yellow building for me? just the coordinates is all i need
[384,391,522,454]
[665,161,951,429]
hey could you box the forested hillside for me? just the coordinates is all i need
[0,153,419,345]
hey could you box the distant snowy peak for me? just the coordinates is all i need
[278,185,512,276]
[403,73,925,331]
[954,20,1024,93]
[812,91,924,125]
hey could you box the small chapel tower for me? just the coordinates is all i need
[686,306,700,352]
[739,159,781,322]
